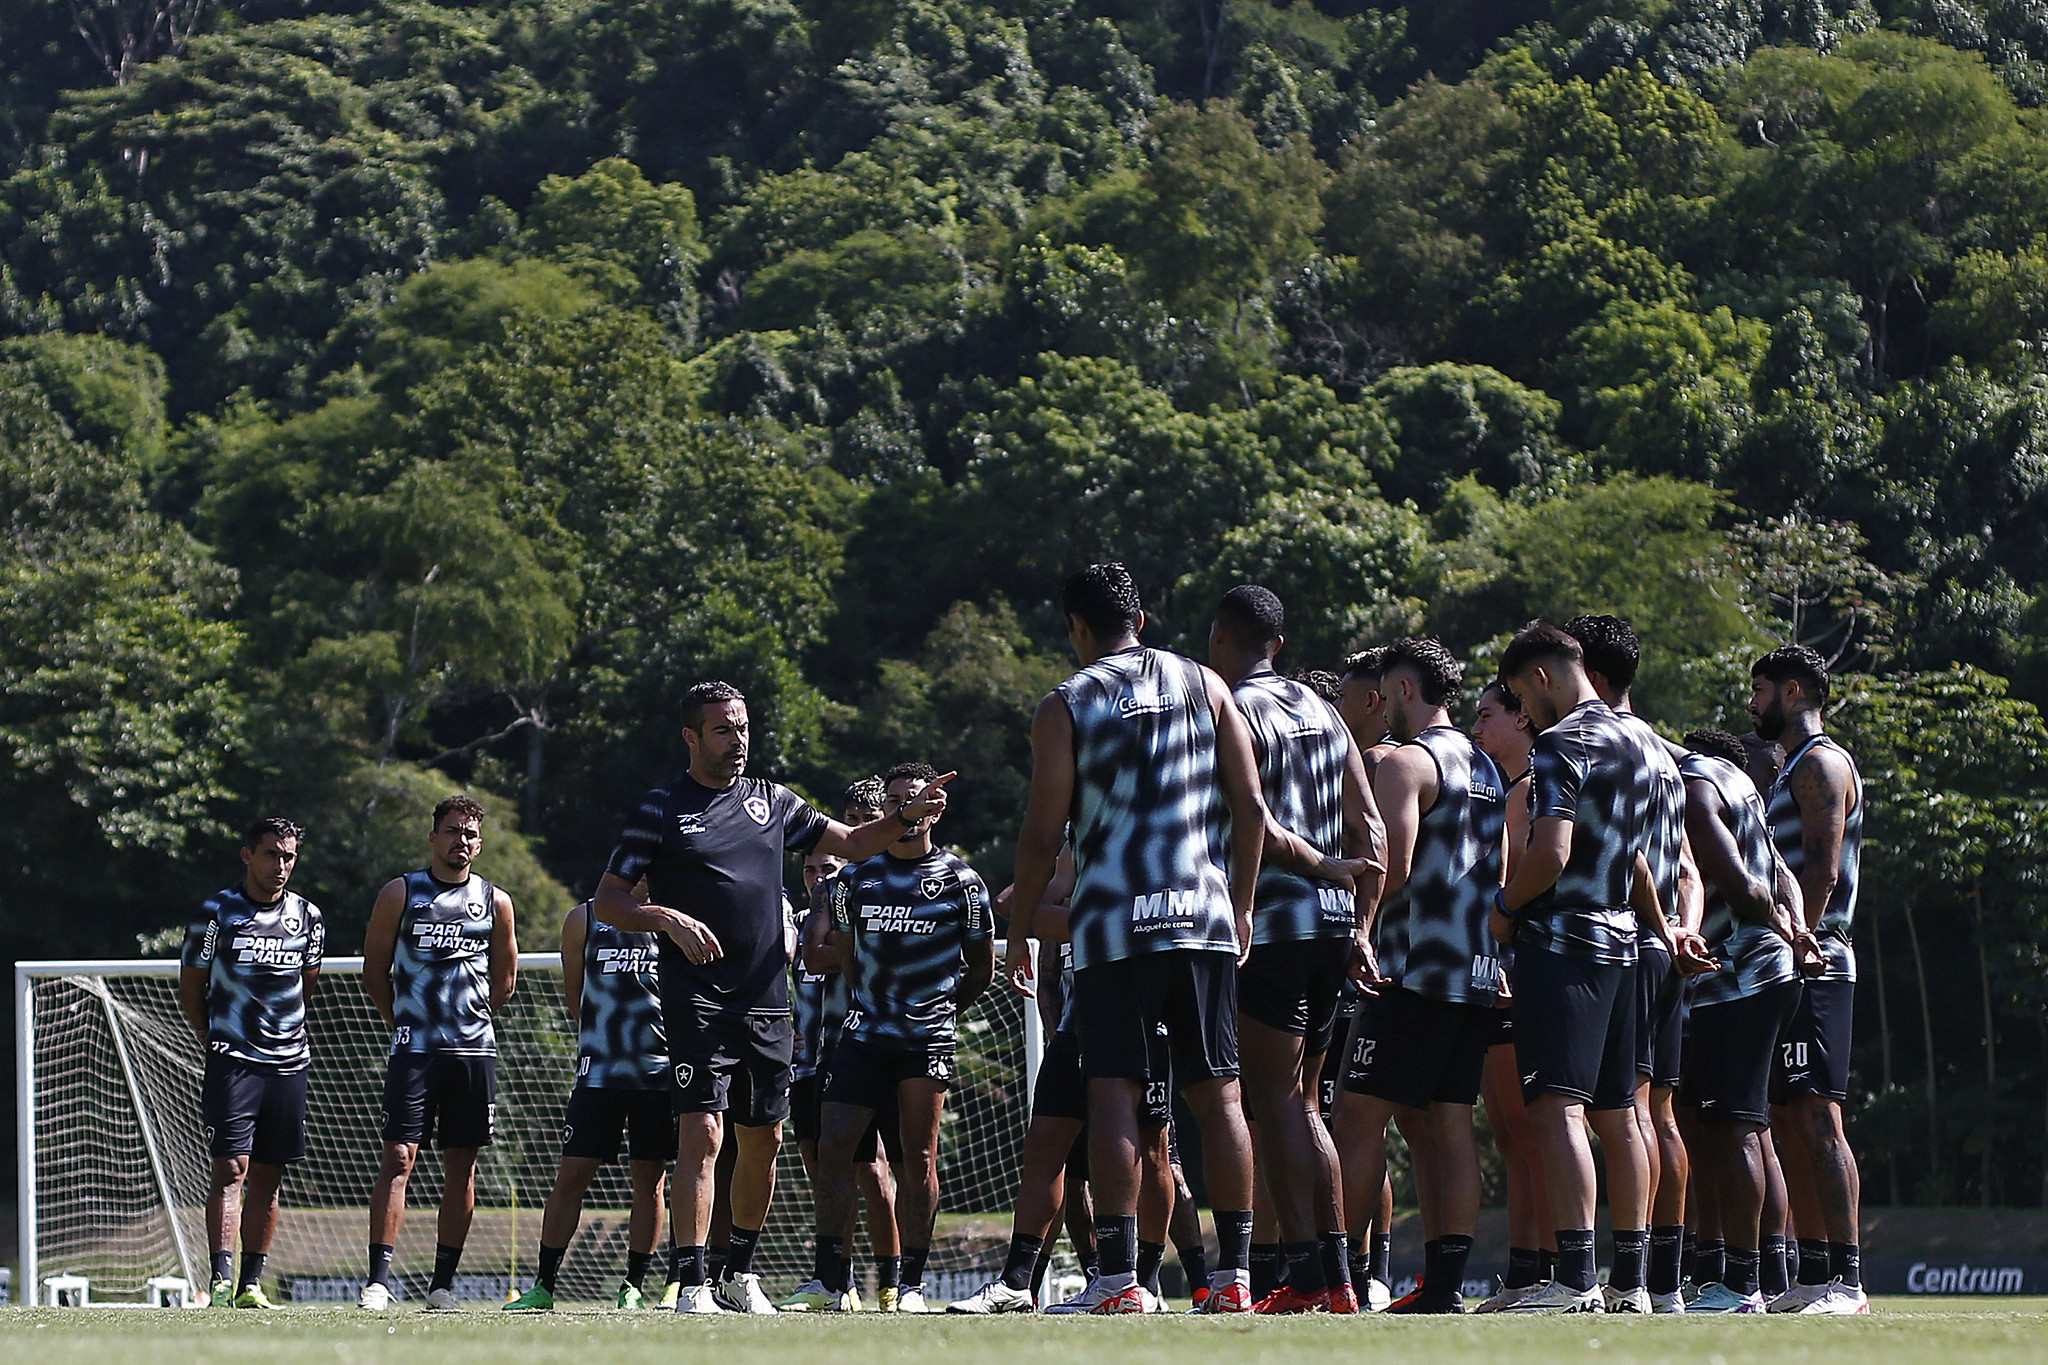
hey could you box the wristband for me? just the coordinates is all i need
[1494,888,1512,918]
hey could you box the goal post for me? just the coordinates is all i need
[16,948,1044,1304]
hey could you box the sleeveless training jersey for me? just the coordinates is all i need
[832,849,991,1045]
[182,887,325,1072]
[1680,753,1797,1007]
[1234,664,1356,945]
[1766,734,1863,983]
[1060,646,1236,970]
[1518,700,1651,968]
[1376,725,1507,1004]
[390,870,498,1056]
[575,903,668,1089]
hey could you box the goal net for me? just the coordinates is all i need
[16,952,1042,1304]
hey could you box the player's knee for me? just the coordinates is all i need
[213,1154,251,1188]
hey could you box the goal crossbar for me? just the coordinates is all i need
[17,948,1044,1303]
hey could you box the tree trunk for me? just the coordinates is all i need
[1870,909,1899,1205]
[1902,899,1941,1196]
[1971,883,1997,1207]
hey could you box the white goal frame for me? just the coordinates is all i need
[17,949,1044,1302]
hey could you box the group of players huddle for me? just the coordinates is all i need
[178,561,1868,1319]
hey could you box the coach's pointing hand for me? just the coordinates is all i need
[898,771,956,826]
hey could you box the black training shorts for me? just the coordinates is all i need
[1685,981,1800,1127]
[1238,937,1352,1057]
[662,985,793,1126]
[1341,985,1494,1108]
[381,1053,496,1148]
[1635,944,1687,1089]
[562,1085,677,1163]
[203,1056,308,1165]
[1072,949,1238,1086]
[1769,977,1854,1105]
[824,1035,955,1109]
[1511,945,1637,1111]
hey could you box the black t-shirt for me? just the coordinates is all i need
[606,773,830,1012]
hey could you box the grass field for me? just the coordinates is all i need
[3,1298,2041,1365]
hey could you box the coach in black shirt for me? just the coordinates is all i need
[595,680,951,1314]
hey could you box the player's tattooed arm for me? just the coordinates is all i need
[1493,814,1570,943]
[1790,747,1852,932]
[490,887,518,1012]
[1006,691,1076,994]
[362,876,406,1028]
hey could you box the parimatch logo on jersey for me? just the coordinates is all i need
[231,936,305,968]
[862,907,940,934]
[412,922,483,951]
[596,945,658,974]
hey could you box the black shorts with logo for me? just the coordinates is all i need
[203,1056,308,1164]
[1341,985,1494,1108]
[1685,982,1800,1126]
[1035,1028,1171,1124]
[824,1035,955,1110]
[1511,946,1636,1111]
[1486,1006,1514,1049]
[1636,946,1687,1089]
[562,1085,677,1163]
[1073,949,1238,1085]
[382,1053,496,1148]
[1238,937,1352,1057]
[661,982,793,1127]
[1769,977,1854,1105]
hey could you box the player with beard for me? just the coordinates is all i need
[1339,638,1504,1315]
[1677,728,1818,1313]
[781,781,903,1313]
[1330,646,1400,1304]
[1491,623,1668,1314]
[1751,646,1868,1315]
[594,681,953,1314]
[1208,586,1386,1315]
[808,764,994,1314]
[1466,683,1556,1312]
[180,817,324,1310]
[505,879,672,1313]
[1561,615,1707,1313]
[360,796,518,1311]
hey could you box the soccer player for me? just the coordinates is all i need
[1331,644,1401,1301]
[1004,563,1269,1314]
[179,816,324,1310]
[592,680,952,1314]
[1563,614,1703,1313]
[1492,622,1664,1314]
[1678,727,1814,1313]
[360,795,519,1311]
[780,778,904,1312]
[1467,682,1555,1312]
[1752,645,1868,1315]
[1209,585,1385,1314]
[1336,647,1400,773]
[504,885,672,1312]
[807,763,995,1314]
[1339,637,1505,1315]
